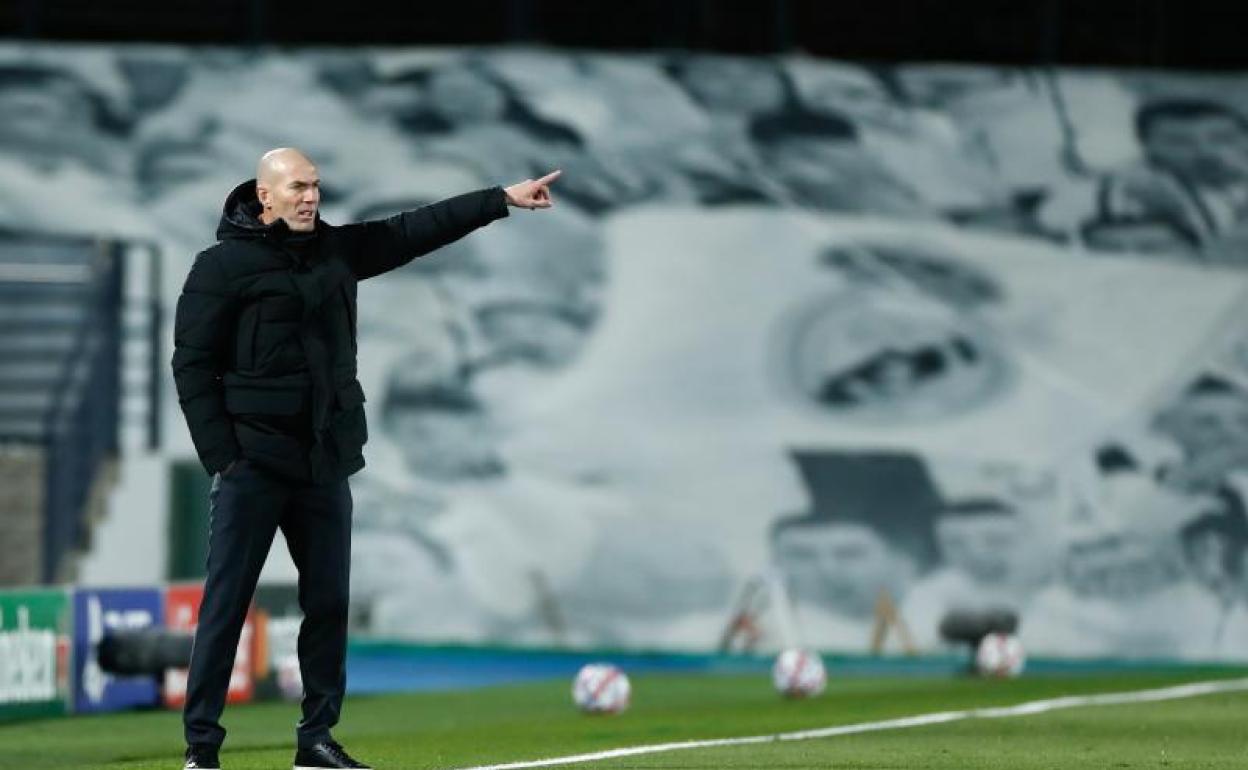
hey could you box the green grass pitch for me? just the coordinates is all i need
[5,669,1247,769]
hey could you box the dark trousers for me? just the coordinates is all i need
[183,458,352,749]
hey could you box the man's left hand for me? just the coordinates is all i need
[504,169,562,210]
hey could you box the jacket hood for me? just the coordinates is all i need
[216,178,321,241]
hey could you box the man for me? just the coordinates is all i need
[1089,99,1248,258]
[379,359,502,482]
[900,498,1036,650]
[1180,497,1248,598]
[357,348,618,648]
[1177,505,1248,659]
[1153,375,1248,495]
[788,61,1008,217]
[768,451,939,650]
[172,147,559,770]
[0,63,149,238]
[1023,532,1190,657]
[748,109,928,216]
[0,62,127,173]
[771,514,919,646]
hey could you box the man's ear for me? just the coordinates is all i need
[256,183,271,209]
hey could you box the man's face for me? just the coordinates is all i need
[801,69,900,129]
[773,522,906,617]
[1155,392,1248,458]
[762,138,858,205]
[388,409,500,481]
[466,304,586,417]
[473,302,584,369]
[426,68,508,125]
[936,515,1022,584]
[1184,530,1230,590]
[257,158,320,232]
[1062,536,1177,600]
[0,78,94,155]
[678,59,787,116]
[136,132,233,199]
[357,82,429,126]
[1144,115,1248,186]
[895,68,1015,109]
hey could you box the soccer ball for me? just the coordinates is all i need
[772,648,826,698]
[572,663,631,714]
[975,632,1026,678]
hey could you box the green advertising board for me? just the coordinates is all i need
[0,588,72,722]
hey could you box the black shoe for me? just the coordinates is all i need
[184,744,220,769]
[294,739,372,769]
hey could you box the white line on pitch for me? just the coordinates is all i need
[448,677,1248,770]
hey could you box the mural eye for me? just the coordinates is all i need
[773,292,1011,424]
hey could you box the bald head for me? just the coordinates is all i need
[257,147,315,185]
[255,147,320,232]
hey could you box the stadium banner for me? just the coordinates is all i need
[6,44,1248,660]
[0,589,72,722]
[162,584,256,708]
[71,587,163,714]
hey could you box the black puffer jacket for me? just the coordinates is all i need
[172,179,509,483]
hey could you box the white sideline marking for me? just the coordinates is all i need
[450,677,1248,770]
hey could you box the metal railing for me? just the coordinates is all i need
[40,241,124,583]
[0,230,165,583]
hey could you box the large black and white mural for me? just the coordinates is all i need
[5,44,1248,659]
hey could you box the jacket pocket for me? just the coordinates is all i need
[334,379,366,410]
[236,305,260,371]
[225,387,307,415]
[329,380,368,459]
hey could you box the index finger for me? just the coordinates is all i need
[536,169,563,186]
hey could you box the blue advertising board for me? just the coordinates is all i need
[72,588,163,713]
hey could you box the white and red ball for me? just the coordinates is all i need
[772,648,826,698]
[572,663,631,714]
[975,632,1026,678]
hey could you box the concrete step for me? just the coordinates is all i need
[0,282,90,302]
[0,320,86,338]
[0,238,98,265]
[0,263,93,283]
[0,360,66,382]
[0,330,80,353]
[0,303,90,325]
[0,416,47,442]
[0,390,57,412]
